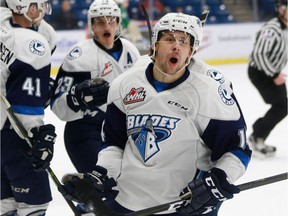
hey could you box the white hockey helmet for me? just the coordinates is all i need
[6,0,52,15]
[87,0,122,37]
[152,13,203,51]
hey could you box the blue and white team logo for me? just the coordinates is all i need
[206,69,225,84]
[67,46,82,60]
[127,115,180,162]
[29,40,45,56]
[218,86,235,106]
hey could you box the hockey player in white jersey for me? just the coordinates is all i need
[51,0,140,214]
[1,1,57,216]
[51,0,140,172]
[61,12,251,216]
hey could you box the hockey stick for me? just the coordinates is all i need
[127,172,288,216]
[200,9,210,27]
[77,172,287,216]
[140,3,152,47]
[0,91,81,216]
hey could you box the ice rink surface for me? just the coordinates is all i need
[45,63,288,216]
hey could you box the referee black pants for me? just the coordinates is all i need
[248,66,287,140]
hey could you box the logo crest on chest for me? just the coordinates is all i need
[101,61,113,76]
[123,87,146,104]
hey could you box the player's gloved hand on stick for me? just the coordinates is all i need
[67,78,109,112]
[83,165,118,199]
[176,168,240,215]
[59,173,84,203]
[45,77,55,108]
[28,124,56,171]
[60,165,118,202]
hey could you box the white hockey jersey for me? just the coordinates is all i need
[97,59,251,213]
[1,13,51,137]
[51,37,140,122]
[38,19,57,53]
[0,7,57,52]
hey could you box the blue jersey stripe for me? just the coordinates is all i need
[231,149,251,169]
[12,105,44,115]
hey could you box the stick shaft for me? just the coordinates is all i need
[128,172,288,216]
[0,91,81,216]
[238,172,287,191]
[0,92,32,147]
[140,4,152,46]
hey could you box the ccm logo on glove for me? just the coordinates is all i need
[204,176,227,201]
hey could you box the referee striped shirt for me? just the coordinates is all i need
[249,17,287,77]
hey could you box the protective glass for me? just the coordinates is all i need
[160,31,191,47]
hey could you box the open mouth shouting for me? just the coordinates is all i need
[103,32,112,38]
[169,57,178,64]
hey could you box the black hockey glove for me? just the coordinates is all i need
[84,166,118,198]
[28,124,57,171]
[176,168,240,215]
[60,166,118,202]
[45,77,55,108]
[67,78,109,112]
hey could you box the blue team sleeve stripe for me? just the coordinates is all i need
[12,105,44,115]
[231,149,251,169]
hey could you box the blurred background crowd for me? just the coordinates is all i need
[47,0,278,30]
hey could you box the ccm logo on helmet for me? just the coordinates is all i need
[172,19,188,24]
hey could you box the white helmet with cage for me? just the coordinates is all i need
[87,0,122,37]
[6,0,52,22]
[152,12,203,52]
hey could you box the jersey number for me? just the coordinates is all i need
[238,128,246,150]
[55,77,74,94]
[22,77,41,97]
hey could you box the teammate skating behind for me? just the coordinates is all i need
[1,0,57,215]
[51,0,140,173]
[248,0,287,157]
[51,0,140,214]
[61,12,251,216]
